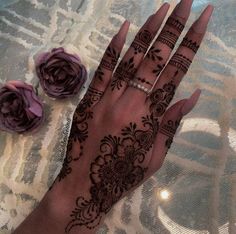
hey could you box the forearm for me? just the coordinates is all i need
[14,184,100,234]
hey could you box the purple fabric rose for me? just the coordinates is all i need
[0,80,43,133]
[36,47,87,98]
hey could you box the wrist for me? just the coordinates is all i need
[14,180,102,234]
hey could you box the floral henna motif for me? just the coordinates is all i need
[131,29,153,54]
[65,115,159,232]
[111,57,136,90]
[58,87,104,181]
[149,80,176,117]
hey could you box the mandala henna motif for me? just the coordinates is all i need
[131,29,153,54]
[65,115,159,232]
[58,87,104,181]
[111,57,136,90]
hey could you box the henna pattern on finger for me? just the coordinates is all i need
[180,37,200,54]
[111,57,137,90]
[166,17,184,33]
[169,53,192,74]
[131,29,153,54]
[65,115,159,232]
[160,119,181,151]
[157,30,178,49]
[146,46,163,62]
[94,66,104,82]
[134,77,153,87]
[95,46,120,82]
[57,87,104,181]
[149,80,176,118]
[152,64,165,77]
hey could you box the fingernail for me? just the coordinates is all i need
[116,20,130,41]
[192,5,214,33]
[149,2,170,28]
[181,89,201,116]
[155,2,170,16]
[175,0,193,18]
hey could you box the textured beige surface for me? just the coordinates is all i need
[0,0,236,233]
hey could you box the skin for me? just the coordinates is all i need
[14,1,213,233]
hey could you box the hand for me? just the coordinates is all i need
[14,1,213,234]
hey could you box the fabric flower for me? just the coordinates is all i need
[0,80,43,133]
[36,47,87,98]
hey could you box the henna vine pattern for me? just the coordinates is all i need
[65,114,159,232]
[169,53,192,74]
[111,57,136,90]
[157,30,178,49]
[180,37,200,54]
[131,29,153,54]
[58,87,104,181]
[166,17,184,33]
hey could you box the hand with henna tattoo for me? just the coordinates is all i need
[14,1,213,234]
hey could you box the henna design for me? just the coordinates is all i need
[146,46,163,62]
[134,77,153,87]
[160,119,181,150]
[166,17,184,33]
[94,66,104,81]
[152,64,165,77]
[111,57,137,90]
[180,37,200,53]
[157,30,178,49]
[149,81,176,118]
[94,46,119,81]
[131,30,153,54]
[169,53,192,74]
[65,115,159,232]
[58,87,104,180]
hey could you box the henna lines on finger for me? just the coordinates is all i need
[160,119,180,151]
[180,37,200,53]
[134,77,153,87]
[111,57,137,90]
[169,53,192,74]
[166,17,184,33]
[157,30,179,49]
[131,29,153,54]
[95,46,120,81]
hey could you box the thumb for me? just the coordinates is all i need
[148,89,201,173]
